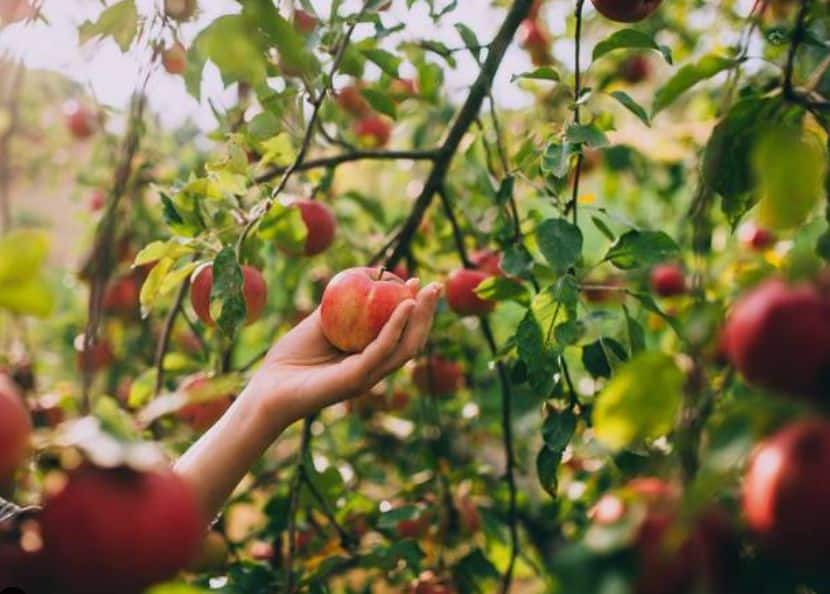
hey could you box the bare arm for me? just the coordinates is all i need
[174,280,442,520]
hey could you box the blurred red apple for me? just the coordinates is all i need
[320,267,415,352]
[164,0,196,21]
[64,101,96,140]
[88,189,106,212]
[389,77,418,98]
[0,374,30,485]
[739,224,776,252]
[354,115,391,147]
[590,0,662,22]
[41,466,203,594]
[293,9,318,34]
[446,268,495,316]
[621,54,651,84]
[412,356,463,395]
[75,335,114,373]
[336,84,370,117]
[190,264,267,326]
[162,41,187,75]
[650,264,686,297]
[102,273,141,317]
[469,249,502,276]
[0,0,35,24]
[292,199,337,256]
[175,374,234,432]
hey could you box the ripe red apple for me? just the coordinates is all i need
[75,335,114,373]
[190,264,268,326]
[292,199,337,256]
[354,115,391,148]
[470,249,502,276]
[590,0,662,22]
[335,84,370,117]
[293,9,318,34]
[164,0,196,21]
[392,263,412,280]
[102,273,141,317]
[412,356,463,395]
[63,101,96,140]
[88,189,105,212]
[742,419,830,566]
[175,374,234,432]
[621,54,651,84]
[409,571,457,594]
[162,41,187,75]
[649,264,686,297]
[518,19,548,51]
[389,77,418,98]
[529,0,544,19]
[445,268,495,316]
[721,279,830,399]
[739,223,776,252]
[320,267,416,352]
[0,374,30,485]
[41,466,203,594]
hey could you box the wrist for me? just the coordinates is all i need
[236,377,292,441]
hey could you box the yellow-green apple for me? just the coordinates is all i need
[320,267,415,352]
[190,264,267,326]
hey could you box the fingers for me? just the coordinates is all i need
[348,297,417,382]
[379,282,442,375]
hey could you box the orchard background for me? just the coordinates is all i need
[1,0,830,593]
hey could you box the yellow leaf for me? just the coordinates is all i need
[0,274,54,317]
[0,228,49,283]
[140,257,173,317]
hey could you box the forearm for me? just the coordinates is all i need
[174,383,290,522]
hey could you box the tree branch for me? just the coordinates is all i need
[153,276,191,395]
[565,0,586,225]
[286,415,315,593]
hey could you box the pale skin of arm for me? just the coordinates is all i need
[174,280,443,521]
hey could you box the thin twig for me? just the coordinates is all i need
[566,0,586,226]
[438,187,471,267]
[301,470,357,552]
[285,415,315,593]
[153,276,191,395]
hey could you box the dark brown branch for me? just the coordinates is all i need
[438,187,471,267]
[382,0,537,268]
[153,276,191,395]
[301,470,356,551]
[566,0,586,225]
[285,415,314,593]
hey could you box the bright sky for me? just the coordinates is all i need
[0,0,577,130]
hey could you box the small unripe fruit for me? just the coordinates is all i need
[389,77,418,98]
[743,420,830,567]
[354,115,391,148]
[41,466,203,594]
[175,374,234,432]
[63,101,96,140]
[412,356,463,396]
[293,9,318,34]
[336,84,370,117]
[739,224,776,252]
[162,41,187,75]
[293,199,337,256]
[649,264,686,297]
[320,267,415,352]
[590,0,662,22]
[190,264,268,326]
[0,374,31,485]
[164,0,196,21]
[445,268,494,316]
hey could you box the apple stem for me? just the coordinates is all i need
[376,266,386,281]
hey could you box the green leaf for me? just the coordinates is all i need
[257,201,307,252]
[247,1,319,77]
[511,66,560,82]
[541,140,575,178]
[454,23,481,58]
[127,368,158,409]
[604,229,679,269]
[247,111,281,141]
[259,132,296,167]
[591,216,616,242]
[565,123,609,148]
[537,445,562,497]
[608,91,650,126]
[501,244,534,277]
[360,88,397,119]
[133,240,194,267]
[592,352,683,450]
[542,408,577,452]
[193,15,268,86]
[0,275,54,318]
[146,583,211,594]
[536,218,583,274]
[0,229,49,283]
[592,29,671,64]
[361,48,401,78]
[78,0,138,52]
[516,311,558,395]
[582,338,628,378]
[139,258,173,317]
[475,276,529,305]
[653,54,736,115]
[622,304,645,354]
[211,247,247,337]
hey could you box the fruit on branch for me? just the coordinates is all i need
[102,273,141,317]
[162,41,187,75]
[469,249,502,276]
[649,263,686,297]
[354,115,392,148]
[293,9,318,34]
[63,101,96,140]
[190,264,268,326]
[621,54,651,84]
[518,19,552,66]
[320,267,415,352]
[0,0,35,24]
[446,268,495,316]
[41,466,203,594]
[75,335,114,373]
[409,570,457,594]
[335,84,370,117]
[389,77,418,99]
[292,199,337,256]
[742,419,830,566]
[164,0,197,21]
[721,279,830,399]
[175,374,234,432]
[528,0,545,19]
[0,374,31,485]
[739,223,776,252]
[590,0,662,22]
[88,189,105,212]
[189,530,229,572]
[412,356,463,396]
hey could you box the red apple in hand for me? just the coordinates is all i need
[743,420,830,567]
[64,101,96,140]
[190,264,267,326]
[412,356,463,395]
[591,0,662,22]
[175,374,234,432]
[162,41,187,75]
[721,279,830,399]
[41,466,203,594]
[649,263,686,297]
[0,374,30,485]
[292,199,337,256]
[293,9,318,34]
[446,268,494,316]
[320,267,416,352]
[354,115,392,147]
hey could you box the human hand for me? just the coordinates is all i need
[244,279,442,431]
